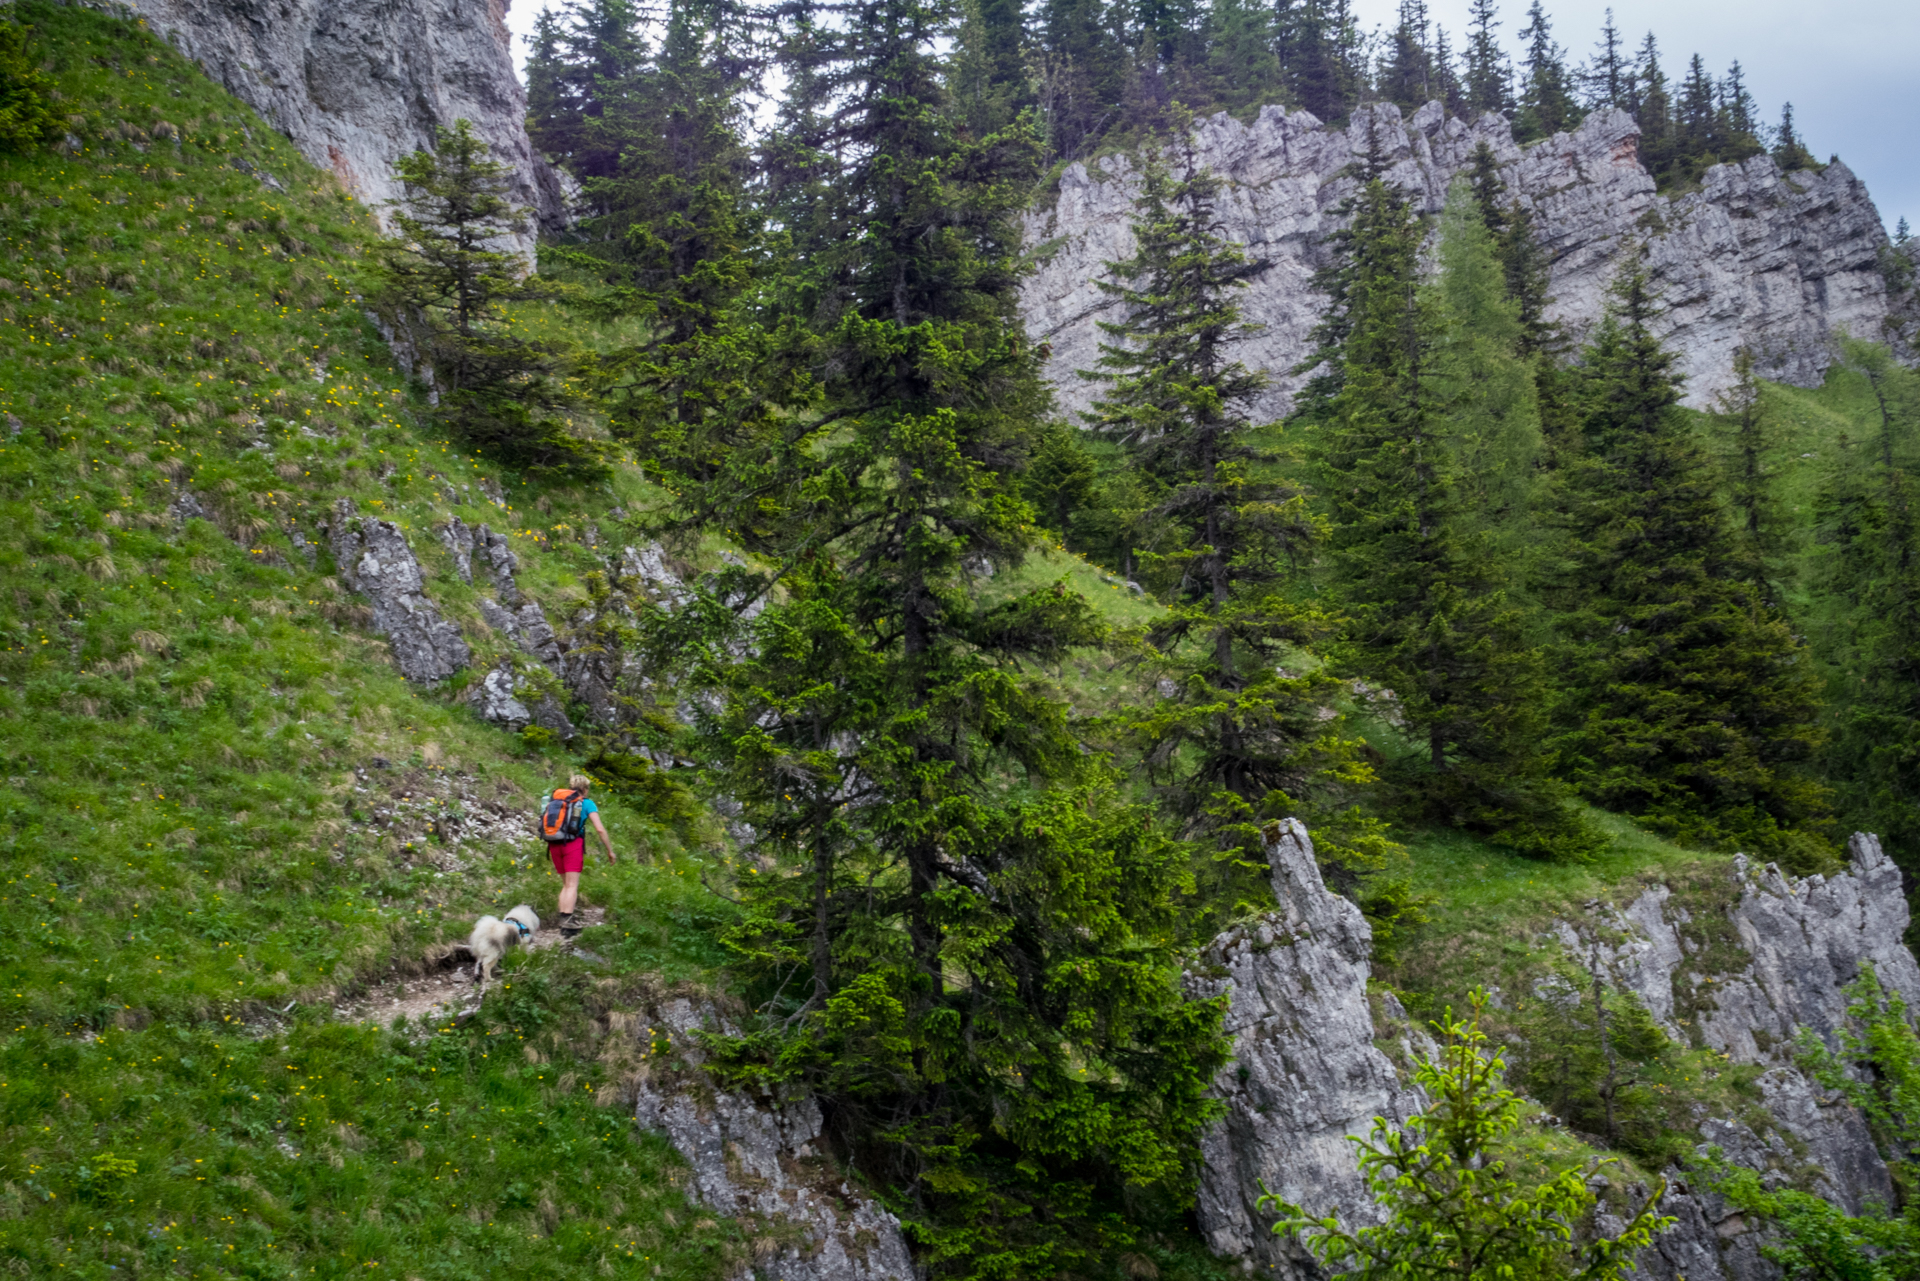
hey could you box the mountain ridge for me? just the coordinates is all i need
[1024,101,1916,420]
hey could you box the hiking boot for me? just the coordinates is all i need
[559,912,583,939]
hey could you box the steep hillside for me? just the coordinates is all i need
[5,5,1914,1281]
[0,6,741,1276]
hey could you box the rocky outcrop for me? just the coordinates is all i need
[127,0,561,255]
[1195,829,1918,1281]
[1024,102,1902,417]
[631,998,917,1281]
[1188,820,1426,1275]
[326,499,470,682]
[1567,834,1920,1068]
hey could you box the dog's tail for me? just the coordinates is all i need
[469,915,503,953]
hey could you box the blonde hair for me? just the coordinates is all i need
[567,773,593,792]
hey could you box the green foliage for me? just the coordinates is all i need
[0,16,61,153]
[1088,134,1361,890]
[1511,980,1681,1164]
[623,11,1236,1275]
[383,119,604,478]
[1512,0,1581,142]
[1796,965,1920,1162]
[1806,342,1920,860]
[1697,965,1920,1279]
[1262,991,1673,1281]
[1709,346,1792,593]
[1315,177,1591,860]
[1551,260,1832,869]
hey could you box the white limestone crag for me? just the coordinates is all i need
[1187,819,1426,1276]
[1024,102,1903,418]
[126,0,562,255]
[631,998,917,1281]
[1195,830,1919,1281]
[326,498,469,682]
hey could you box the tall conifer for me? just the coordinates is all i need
[1463,0,1510,116]
[656,5,1233,1271]
[1581,8,1628,111]
[1553,262,1830,865]
[381,121,601,476]
[1085,136,1357,897]
[1319,179,1589,857]
[1810,343,1920,863]
[1513,0,1579,141]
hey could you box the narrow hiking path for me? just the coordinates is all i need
[331,905,610,1028]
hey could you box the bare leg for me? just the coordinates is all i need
[557,872,581,917]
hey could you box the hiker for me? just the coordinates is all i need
[543,773,615,938]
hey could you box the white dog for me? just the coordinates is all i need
[468,904,540,991]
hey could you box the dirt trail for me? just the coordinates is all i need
[333,906,607,1028]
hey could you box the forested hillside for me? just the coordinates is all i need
[3,0,1919,1278]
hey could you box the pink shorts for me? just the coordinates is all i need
[548,838,585,874]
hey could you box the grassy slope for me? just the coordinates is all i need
[0,6,742,1277]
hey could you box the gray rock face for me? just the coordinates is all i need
[631,998,916,1281]
[1198,833,1918,1281]
[128,0,561,255]
[470,597,577,738]
[1188,819,1426,1274]
[326,499,470,682]
[467,664,530,729]
[1023,102,1900,417]
[1571,834,1920,1068]
[440,517,520,604]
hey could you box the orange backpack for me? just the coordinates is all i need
[539,789,586,843]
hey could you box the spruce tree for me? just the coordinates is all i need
[656,6,1233,1273]
[1462,0,1510,117]
[1580,8,1628,112]
[1318,178,1589,857]
[1380,0,1435,113]
[1205,0,1284,116]
[524,0,649,181]
[568,1,786,486]
[1632,33,1674,184]
[381,120,602,476]
[1279,0,1365,123]
[1772,102,1817,172]
[1553,262,1830,866]
[1674,53,1718,178]
[1037,0,1127,159]
[1709,346,1788,594]
[1429,24,1467,117]
[1085,137,1358,900]
[1513,0,1580,141]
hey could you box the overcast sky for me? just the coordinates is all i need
[500,0,1918,235]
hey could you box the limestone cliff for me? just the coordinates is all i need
[629,997,917,1281]
[1023,102,1904,417]
[1187,819,1426,1277]
[123,0,561,254]
[1194,826,1918,1281]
